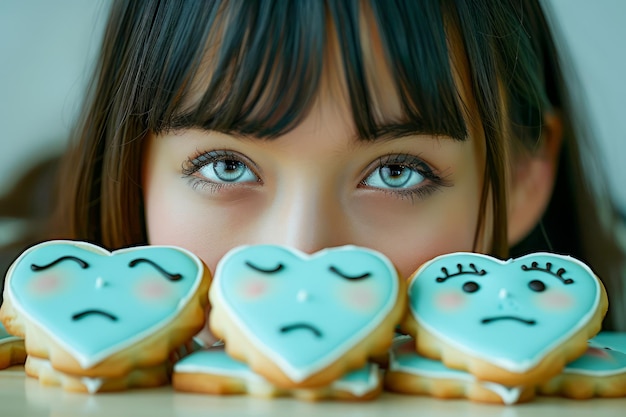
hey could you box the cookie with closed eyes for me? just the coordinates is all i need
[207,244,406,390]
[0,240,211,391]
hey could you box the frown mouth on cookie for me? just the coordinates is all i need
[480,316,536,326]
[71,309,119,322]
[279,322,323,338]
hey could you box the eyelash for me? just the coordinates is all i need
[181,150,260,192]
[359,154,451,202]
[182,150,451,200]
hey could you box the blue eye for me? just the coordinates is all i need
[363,164,425,189]
[184,150,259,187]
[199,159,257,183]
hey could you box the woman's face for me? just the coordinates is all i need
[142,38,488,279]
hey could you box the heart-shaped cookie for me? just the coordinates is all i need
[209,245,405,388]
[385,336,534,404]
[173,348,382,400]
[0,240,210,373]
[538,340,626,398]
[403,252,608,385]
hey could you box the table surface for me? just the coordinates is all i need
[1,365,625,417]
[2,332,626,417]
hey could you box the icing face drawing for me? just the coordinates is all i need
[409,252,603,371]
[213,245,399,382]
[7,240,204,368]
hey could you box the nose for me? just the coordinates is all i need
[256,182,349,254]
[497,288,518,310]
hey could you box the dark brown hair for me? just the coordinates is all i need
[51,0,625,329]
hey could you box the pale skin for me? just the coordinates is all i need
[142,79,487,281]
[142,24,561,345]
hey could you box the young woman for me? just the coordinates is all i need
[50,0,626,331]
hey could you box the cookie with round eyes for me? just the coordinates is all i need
[208,244,406,389]
[537,340,626,399]
[0,240,211,391]
[0,322,26,369]
[402,252,608,386]
[384,336,535,405]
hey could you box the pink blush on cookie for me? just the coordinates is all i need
[0,239,211,389]
[434,291,467,311]
[208,244,406,389]
[402,252,608,386]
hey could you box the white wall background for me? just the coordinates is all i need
[0,0,110,196]
[0,0,625,210]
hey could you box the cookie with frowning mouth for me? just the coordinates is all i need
[206,244,406,391]
[0,240,211,392]
[402,252,608,387]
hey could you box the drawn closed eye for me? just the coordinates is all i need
[329,265,371,280]
[128,258,182,281]
[31,256,90,271]
[245,261,284,274]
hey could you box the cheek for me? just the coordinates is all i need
[434,291,468,311]
[28,274,63,296]
[339,285,381,312]
[135,279,171,301]
[237,278,270,300]
[535,290,574,310]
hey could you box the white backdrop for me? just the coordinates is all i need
[0,0,624,209]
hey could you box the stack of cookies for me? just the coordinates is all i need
[0,240,211,393]
[385,252,619,404]
[173,244,406,401]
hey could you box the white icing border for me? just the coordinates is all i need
[410,251,602,373]
[389,346,522,405]
[175,353,380,397]
[212,244,399,382]
[28,356,104,393]
[7,239,205,369]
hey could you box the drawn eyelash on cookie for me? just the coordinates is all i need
[520,262,574,284]
[435,263,487,283]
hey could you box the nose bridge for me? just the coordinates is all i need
[265,178,345,253]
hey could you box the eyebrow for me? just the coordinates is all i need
[31,256,89,271]
[128,258,183,281]
[520,262,574,285]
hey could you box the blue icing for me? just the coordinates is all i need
[409,252,600,370]
[176,348,377,388]
[8,241,203,367]
[176,349,251,374]
[565,346,626,373]
[393,350,468,377]
[215,245,398,379]
[0,322,16,341]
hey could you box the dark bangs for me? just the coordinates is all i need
[125,0,467,141]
